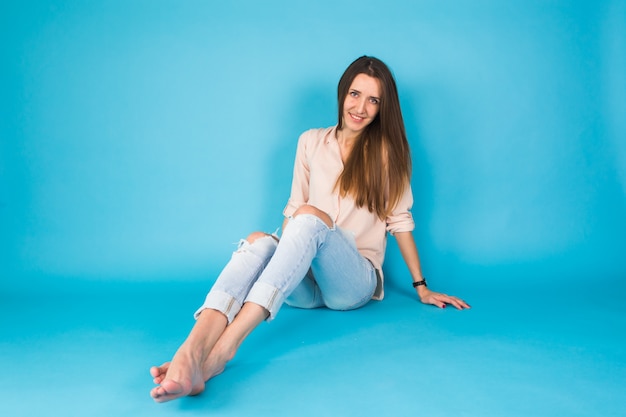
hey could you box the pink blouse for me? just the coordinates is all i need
[283,126,415,299]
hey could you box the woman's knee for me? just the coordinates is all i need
[292,205,333,228]
[245,231,277,244]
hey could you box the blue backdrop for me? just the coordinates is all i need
[2,0,625,295]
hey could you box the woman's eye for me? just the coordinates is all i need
[370,98,379,105]
[350,91,358,97]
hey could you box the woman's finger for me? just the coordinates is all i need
[437,294,470,310]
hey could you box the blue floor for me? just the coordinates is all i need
[1,278,625,417]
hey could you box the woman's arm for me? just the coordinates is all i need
[394,231,470,310]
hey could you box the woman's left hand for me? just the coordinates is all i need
[393,231,471,310]
[417,288,471,310]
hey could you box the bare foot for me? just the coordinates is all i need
[150,309,231,402]
[200,344,233,381]
[149,303,265,403]
[150,350,206,403]
[150,344,232,401]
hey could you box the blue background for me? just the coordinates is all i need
[1,1,625,416]
[3,0,625,292]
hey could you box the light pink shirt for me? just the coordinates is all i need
[283,126,415,300]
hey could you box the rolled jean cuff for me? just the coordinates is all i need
[194,290,242,323]
[244,281,286,322]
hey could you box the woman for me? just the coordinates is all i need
[150,56,470,403]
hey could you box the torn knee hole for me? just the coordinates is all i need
[246,232,272,245]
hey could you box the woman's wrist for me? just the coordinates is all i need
[412,277,427,288]
[412,277,429,296]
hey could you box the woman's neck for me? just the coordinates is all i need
[336,128,358,163]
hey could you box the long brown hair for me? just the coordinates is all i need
[336,56,412,219]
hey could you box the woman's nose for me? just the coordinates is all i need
[356,98,367,114]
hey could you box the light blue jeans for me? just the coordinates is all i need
[195,213,378,322]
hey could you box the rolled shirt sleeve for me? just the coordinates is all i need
[385,184,415,235]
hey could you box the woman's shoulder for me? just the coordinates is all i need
[299,126,336,142]
[297,126,337,152]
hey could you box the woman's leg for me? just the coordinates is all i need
[150,231,277,402]
[201,210,377,381]
[157,205,350,397]
[174,207,334,388]
[197,301,269,385]
[151,206,375,402]
[245,204,377,319]
[195,232,279,323]
[309,226,377,310]
[285,210,378,311]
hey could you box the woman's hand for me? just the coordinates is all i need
[416,287,470,310]
[393,231,470,310]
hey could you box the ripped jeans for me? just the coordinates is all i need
[194,214,378,322]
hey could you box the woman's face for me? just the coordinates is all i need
[342,73,381,135]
